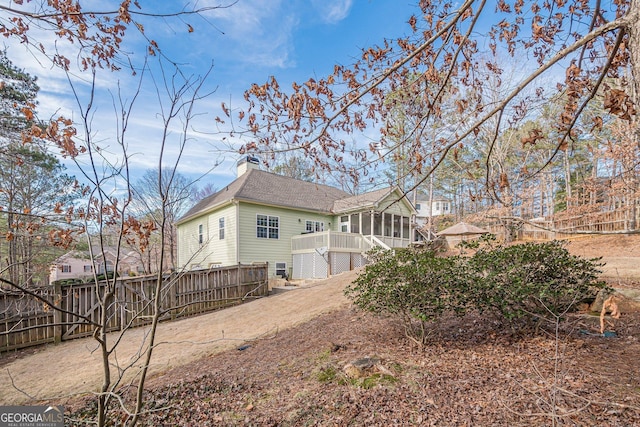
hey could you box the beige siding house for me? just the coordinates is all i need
[177,158,416,279]
[49,247,143,284]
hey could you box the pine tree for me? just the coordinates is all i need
[0,51,78,286]
[0,50,38,142]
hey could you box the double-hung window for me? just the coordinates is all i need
[198,224,204,245]
[257,214,279,239]
[305,220,324,233]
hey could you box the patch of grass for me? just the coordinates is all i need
[389,361,404,374]
[316,362,399,389]
[350,373,398,389]
[315,348,331,362]
[316,365,339,383]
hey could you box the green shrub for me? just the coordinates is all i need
[345,247,472,345]
[346,241,608,343]
[468,240,607,329]
[95,272,118,281]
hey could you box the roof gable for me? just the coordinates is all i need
[333,187,416,214]
[332,187,392,213]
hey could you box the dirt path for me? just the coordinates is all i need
[599,257,640,280]
[0,271,356,405]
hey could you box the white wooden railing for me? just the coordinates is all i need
[292,231,371,253]
[362,235,391,251]
[292,231,409,254]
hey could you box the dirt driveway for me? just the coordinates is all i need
[0,271,356,405]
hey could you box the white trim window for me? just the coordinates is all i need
[275,262,287,278]
[61,264,71,273]
[305,220,324,233]
[198,224,204,245]
[340,215,349,232]
[219,217,225,240]
[257,214,279,239]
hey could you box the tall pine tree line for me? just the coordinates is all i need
[0,51,78,286]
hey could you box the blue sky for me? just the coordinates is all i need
[4,0,421,192]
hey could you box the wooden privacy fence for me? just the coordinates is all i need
[486,208,638,241]
[552,209,631,235]
[0,263,268,353]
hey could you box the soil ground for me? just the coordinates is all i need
[1,235,640,425]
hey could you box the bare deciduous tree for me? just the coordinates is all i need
[0,2,228,425]
[239,1,638,230]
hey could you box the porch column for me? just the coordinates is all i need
[391,213,395,239]
[370,210,374,236]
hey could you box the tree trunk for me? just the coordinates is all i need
[590,151,598,206]
[563,150,572,209]
[628,0,640,146]
[625,2,640,229]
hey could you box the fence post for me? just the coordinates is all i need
[53,282,62,344]
[237,263,242,300]
[260,264,267,296]
[117,279,126,331]
[168,272,177,320]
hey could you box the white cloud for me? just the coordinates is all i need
[311,0,353,24]
[195,0,299,69]
[1,0,362,192]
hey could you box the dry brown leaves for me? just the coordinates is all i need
[63,305,640,426]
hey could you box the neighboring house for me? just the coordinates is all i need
[414,197,452,226]
[176,157,416,279]
[49,247,144,283]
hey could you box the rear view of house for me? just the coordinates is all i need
[176,157,416,279]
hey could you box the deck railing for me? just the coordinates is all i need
[292,230,370,253]
[292,230,410,253]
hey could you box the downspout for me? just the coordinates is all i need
[234,200,240,265]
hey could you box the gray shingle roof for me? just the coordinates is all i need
[179,169,352,223]
[332,187,394,213]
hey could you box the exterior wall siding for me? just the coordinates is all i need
[177,216,208,269]
[177,203,237,269]
[206,204,238,267]
[377,195,414,216]
[237,203,332,277]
